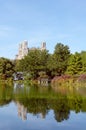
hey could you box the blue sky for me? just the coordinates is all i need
[0,0,86,59]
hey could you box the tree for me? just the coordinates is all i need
[0,58,14,79]
[14,43,70,79]
[39,50,49,71]
[53,43,70,76]
[17,49,49,79]
[80,51,86,72]
[47,54,57,77]
[14,59,27,72]
[66,52,83,75]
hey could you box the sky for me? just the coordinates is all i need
[0,0,86,59]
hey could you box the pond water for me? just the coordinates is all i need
[0,82,86,130]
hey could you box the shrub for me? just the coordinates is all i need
[51,75,72,85]
[78,74,86,82]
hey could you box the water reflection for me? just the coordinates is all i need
[0,82,86,123]
[14,82,24,93]
[16,101,27,120]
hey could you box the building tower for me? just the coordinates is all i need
[22,41,28,57]
[41,42,46,50]
[16,41,28,60]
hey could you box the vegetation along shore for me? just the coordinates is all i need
[0,43,86,87]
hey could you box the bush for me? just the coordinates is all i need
[51,75,72,87]
[78,74,86,82]
[52,75,71,82]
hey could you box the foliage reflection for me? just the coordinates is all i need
[0,82,86,122]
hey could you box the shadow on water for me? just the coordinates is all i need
[0,81,86,122]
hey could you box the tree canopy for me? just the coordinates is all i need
[3,43,86,80]
[15,49,49,79]
[46,43,71,77]
[0,57,14,79]
[66,52,83,75]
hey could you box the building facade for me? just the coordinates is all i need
[16,41,46,60]
[16,41,28,60]
[41,42,46,50]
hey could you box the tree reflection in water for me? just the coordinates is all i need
[0,82,86,122]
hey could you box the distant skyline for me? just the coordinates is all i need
[0,0,86,59]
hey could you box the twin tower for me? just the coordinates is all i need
[16,41,46,60]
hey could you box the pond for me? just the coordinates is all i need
[0,82,86,130]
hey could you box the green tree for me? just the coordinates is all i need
[53,43,70,76]
[0,58,14,79]
[47,54,57,77]
[14,59,27,72]
[80,51,86,72]
[67,52,82,75]
[17,49,49,79]
[39,50,49,71]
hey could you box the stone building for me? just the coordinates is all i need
[41,42,46,50]
[16,41,46,60]
[16,41,28,60]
